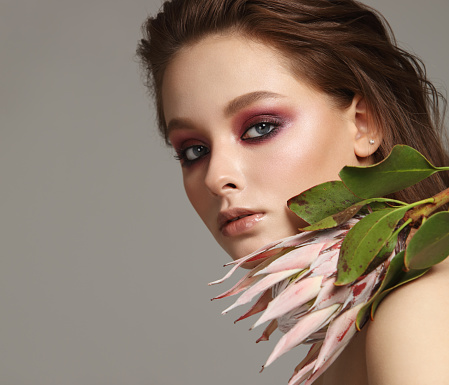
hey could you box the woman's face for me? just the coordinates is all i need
[163,34,372,260]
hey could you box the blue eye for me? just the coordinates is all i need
[242,121,279,140]
[185,145,208,160]
[175,144,210,164]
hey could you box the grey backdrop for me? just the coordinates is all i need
[1,1,448,384]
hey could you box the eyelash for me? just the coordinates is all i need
[174,116,283,166]
[174,145,210,165]
[241,117,282,142]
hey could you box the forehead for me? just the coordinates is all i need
[161,34,299,122]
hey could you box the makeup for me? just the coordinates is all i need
[220,212,265,237]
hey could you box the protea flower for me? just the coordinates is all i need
[210,146,449,383]
[209,217,396,385]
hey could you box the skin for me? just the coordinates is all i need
[162,33,449,384]
[314,256,449,385]
[163,33,377,261]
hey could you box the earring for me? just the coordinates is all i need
[369,139,375,145]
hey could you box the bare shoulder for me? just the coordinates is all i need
[365,256,449,385]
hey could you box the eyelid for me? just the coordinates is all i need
[241,115,283,140]
[242,114,282,129]
[173,113,286,165]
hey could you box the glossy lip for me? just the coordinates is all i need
[218,208,265,237]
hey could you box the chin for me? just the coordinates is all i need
[222,233,293,264]
[216,216,304,264]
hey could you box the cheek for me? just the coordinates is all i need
[182,168,218,232]
[249,136,313,187]
[252,127,351,199]
[183,172,206,217]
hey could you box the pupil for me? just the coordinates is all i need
[256,123,270,134]
[193,146,204,156]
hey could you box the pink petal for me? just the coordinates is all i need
[270,231,319,249]
[288,342,322,385]
[276,303,311,333]
[256,319,278,343]
[209,222,355,285]
[208,247,279,285]
[294,342,322,369]
[212,250,287,300]
[255,243,324,276]
[304,345,347,385]
[305,330,327,344]
[252,276,323,329]
[225,239,284,266]
[311,277,351,311]
[342,268,381,309]
[263,304,339,368]
[260,224,347,253]
[212,274,262,300]
[307,249,339,278]
[308,245,340,271]
[313,304,362,372]
[288,360,315,385]
[234,289,272,323]
[222,269,301,314]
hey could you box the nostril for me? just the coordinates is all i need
[226,183,237,188]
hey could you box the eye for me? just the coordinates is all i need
[185,145,209,160]
[241,121,279,140]
[175,144,210,164]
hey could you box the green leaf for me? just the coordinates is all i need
[302,198,405,231]
[336,205,410,285]
[355,251,405,329]
[288,181,360,225]
[301,204,364,231]
[405,211,449,270]
[339,145,447,199]
[363,229,399,274]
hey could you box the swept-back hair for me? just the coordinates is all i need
[137,0,448,203]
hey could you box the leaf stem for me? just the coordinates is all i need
[383,199,409,206]
[396,218,413,235]
[405,187,449,223]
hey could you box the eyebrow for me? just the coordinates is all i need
[224,91,284,117]
[167,117,195,135]
[167,90,284,134]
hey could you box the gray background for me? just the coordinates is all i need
[1,1,448,384]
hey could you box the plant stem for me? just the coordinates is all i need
[405,187,449,223]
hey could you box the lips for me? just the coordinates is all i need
[228,214,252,223]
[219,208,265,237]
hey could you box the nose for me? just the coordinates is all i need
[204,146,245,196]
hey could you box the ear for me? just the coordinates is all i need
[350,95,382,159]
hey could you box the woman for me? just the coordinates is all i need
[137,0,449,383]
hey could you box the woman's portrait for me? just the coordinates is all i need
[1,1,449,384]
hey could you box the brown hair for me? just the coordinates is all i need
[137,0,448,203]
